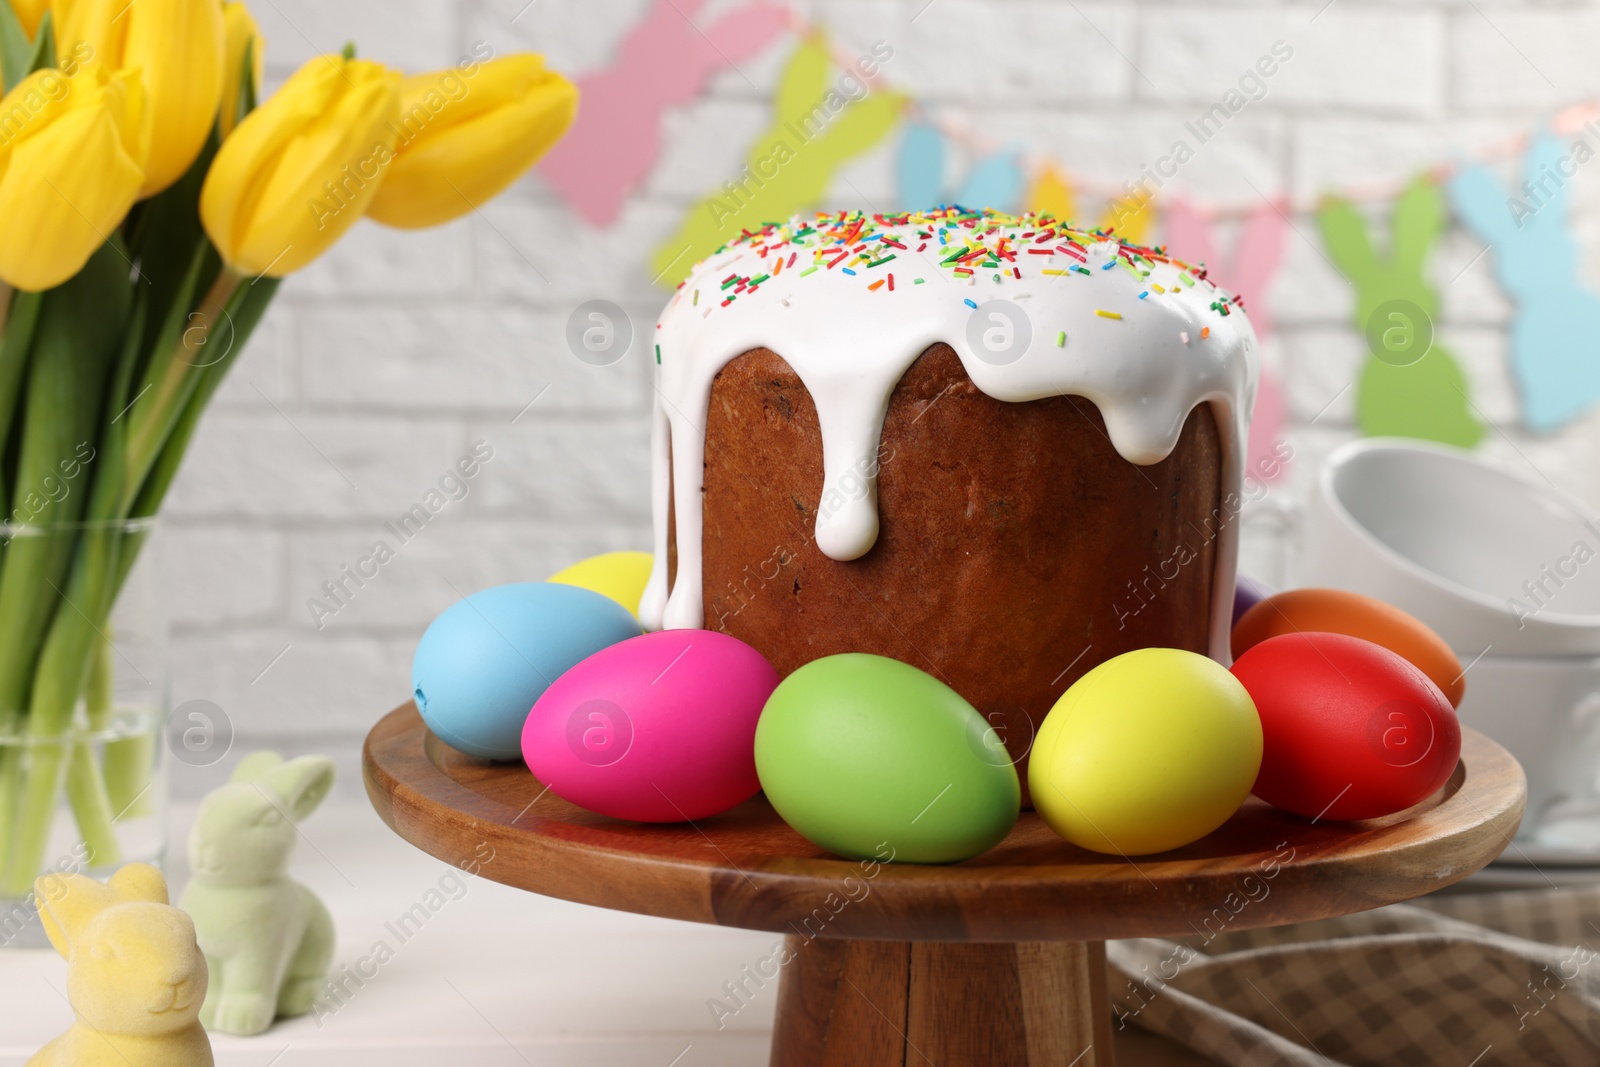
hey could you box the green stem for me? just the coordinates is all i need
[0,245,128,893]
[0,288,43,517]
[65,739,117,867]
[1,524,124,893]
[0,746,21,896]
[90,632,151,821]
[122,266,242,513]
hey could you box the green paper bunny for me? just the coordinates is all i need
[1317,178,1484,448]
[178,752,336,1036]
[651,39,904,283]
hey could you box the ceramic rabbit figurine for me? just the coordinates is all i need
[1317,177,1484,448]
[28,863,213,1067]
[178,751,336,1036]
[1449,131,1600,434]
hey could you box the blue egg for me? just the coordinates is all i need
[412,582,640,760]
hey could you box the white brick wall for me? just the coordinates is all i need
[160,0,1600,764]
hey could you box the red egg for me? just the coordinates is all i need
[1231,632,1461,821]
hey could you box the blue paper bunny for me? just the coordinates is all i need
[1450,132,1600,433]
[897,121,1024,212]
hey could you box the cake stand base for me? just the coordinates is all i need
[773,936,1113,1066]
[364,703,1524,1067]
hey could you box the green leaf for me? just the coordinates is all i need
[27,10,52,75]
[0,0,29,94]
[0,243,131,721]
[131,129,222,358]
[121,246,211,507]
[236,37,258,126]
[114,276,278,601]
[128,276,279,522]
[0,291,42,509]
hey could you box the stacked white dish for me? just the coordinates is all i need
[1297,438,1600,886]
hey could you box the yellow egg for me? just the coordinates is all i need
[548,551,654,617]
[1028,648,1262,856]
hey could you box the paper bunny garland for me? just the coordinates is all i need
[539,0,790,226]
[651,39,902,283]
[1025,165,1157,246]
[1318,178,1484,448]
[1164,195,1290,481]
[29,864,213,1067]
[897,121,1025,212]
[1449,132,1600,434]
[550,1,1570,457]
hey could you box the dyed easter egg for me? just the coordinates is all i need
[755,654,1019,864]
[1232,588,1465,707]
[1232,575,1274,628]
[548,550,654,617]
[1029,649,1262,856]
[1232,632,1461,821]
[522,630,778,822]
[412,582,639,760]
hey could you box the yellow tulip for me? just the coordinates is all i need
[9,0,48,36]
[218,1,261,138]
[201,55,400,277]
[366,53,577,229]
[0,65,146,291]
[53,0,224,197]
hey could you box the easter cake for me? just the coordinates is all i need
[640,208,1259,792]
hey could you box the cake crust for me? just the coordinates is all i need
[689,343,1224,798]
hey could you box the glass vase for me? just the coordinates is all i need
[0,519,168,949]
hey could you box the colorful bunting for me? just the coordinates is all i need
[1025,166,1074,223]
[1164,196,1290,480]
[650,39,903,285]
[894,120,1023,212]
[1023,166,1157,245]
[1449,132,1600,434]
[1318,179,1484,449]
[539,0,790,226]
[581,3,1599,457]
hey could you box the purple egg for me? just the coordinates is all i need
[1232,575,1274,628]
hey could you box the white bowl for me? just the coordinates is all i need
[1302,438,1600,657]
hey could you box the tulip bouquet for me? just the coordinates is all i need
[0,0,577,897]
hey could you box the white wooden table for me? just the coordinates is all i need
[0,797,1214,1066]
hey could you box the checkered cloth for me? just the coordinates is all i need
[1108,885,1600,1066]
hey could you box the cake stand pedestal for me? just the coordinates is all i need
[364,704,1524,1067]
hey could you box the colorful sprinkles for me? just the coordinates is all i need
[662,208,1241,348]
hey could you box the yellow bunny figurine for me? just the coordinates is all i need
[28,863,213,1067]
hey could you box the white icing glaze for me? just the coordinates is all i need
[638,211,1259,663]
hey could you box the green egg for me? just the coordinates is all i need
[754,653,1021,864]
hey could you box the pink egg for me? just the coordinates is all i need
[521,630,779,822]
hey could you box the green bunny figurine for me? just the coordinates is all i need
[29,863,213,1067]
[178,751,336,1036]
[1317,177,1484,448]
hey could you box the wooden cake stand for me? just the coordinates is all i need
[364,703,1524,1067]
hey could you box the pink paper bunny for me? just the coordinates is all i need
[1165,196,1291,482]
[539,0,790,226]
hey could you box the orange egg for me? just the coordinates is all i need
[1231,588,1465,708]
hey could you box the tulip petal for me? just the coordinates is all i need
[123,0,224,195]
[0,100,141,290]
[367,57,577,230]
[201,56,400,276]
[202,58,347,265]
[10,0,48,36]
